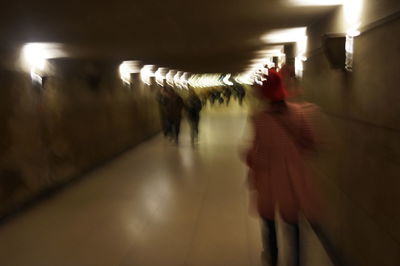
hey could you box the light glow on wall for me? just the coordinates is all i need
[119,61,140,85]
[286,0,343,6]
[265,1,363,72]
[140,65,156,85]
[21,43,67,85]
[180,72,191,89]
[223,74,233,86]
[261,27,307,77]
[30,71,43,86]
[155,67,168,86]
[344,0,363,37]
[166,70,177,87]
[235,72,254,85]
[344,0,363,71]
[246,47,284,81]
[23,44,47,72]
[188,74,223,88]
[261,27,307,44]
[295,34,308,77]
[173,71,183,88]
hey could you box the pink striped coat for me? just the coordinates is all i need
[246,102,318,223]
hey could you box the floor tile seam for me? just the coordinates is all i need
[182,164,213,266]
[118,142,207,266]
[113,140,180,266]
[181,158,247,265]
[113,186,167,266]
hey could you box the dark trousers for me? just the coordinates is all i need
[169,117,181,143]
[262,219,299,266]
[162,118,170,137]
[188,114,200,143]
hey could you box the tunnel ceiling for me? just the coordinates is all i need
[1,0,337,73]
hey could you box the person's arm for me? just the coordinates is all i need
[245,117,259,189]
[244,116,259,168]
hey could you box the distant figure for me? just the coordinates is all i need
[233,83,246,105]
[245,68,318,266]
[208,90,215,105]
[199,91,208,106]
[184,88,202,144]
[208,89,221,106]
[166,86,184,144]
[218,92,224,105]
[156,85,171,137]
[222,87,232,105]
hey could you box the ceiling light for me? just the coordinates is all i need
[119,61,140,85]
[155,67,168,86]
[140,65,156,85]
[286,0,343,6]
[261,27,307,44]
[21,43,67,86]
[223,74,233,86]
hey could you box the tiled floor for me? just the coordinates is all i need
[0,103,332,266]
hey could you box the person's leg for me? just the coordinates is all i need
[162,116,169,137]
[174,118,181,144]
[189,118,195,144]
[192,115,199,141]
[289,222,300,266]
[281,211,300,266]
[166,119,173,140]
[262,219,278,266]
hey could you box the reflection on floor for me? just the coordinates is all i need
[0,102,332,266]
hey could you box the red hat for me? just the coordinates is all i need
[260,68,288,101]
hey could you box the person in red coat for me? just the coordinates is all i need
[246,68,318,266]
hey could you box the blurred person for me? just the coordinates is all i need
[216,89,225,105]
[199,91,208,106]
[222,86,232,105]
[233,83,246,105]
[166,85,184,144]
[208,89,216,105]
[245,68,318,266]
[156,85,172,138]
[218,91,224,105]
[184,88,202,144]
[208,89,221,106]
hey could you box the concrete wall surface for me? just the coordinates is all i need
[302,2,400,265]
[0,59,161,217]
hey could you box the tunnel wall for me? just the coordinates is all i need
[302,1,400,265]
[0,60,161,217]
